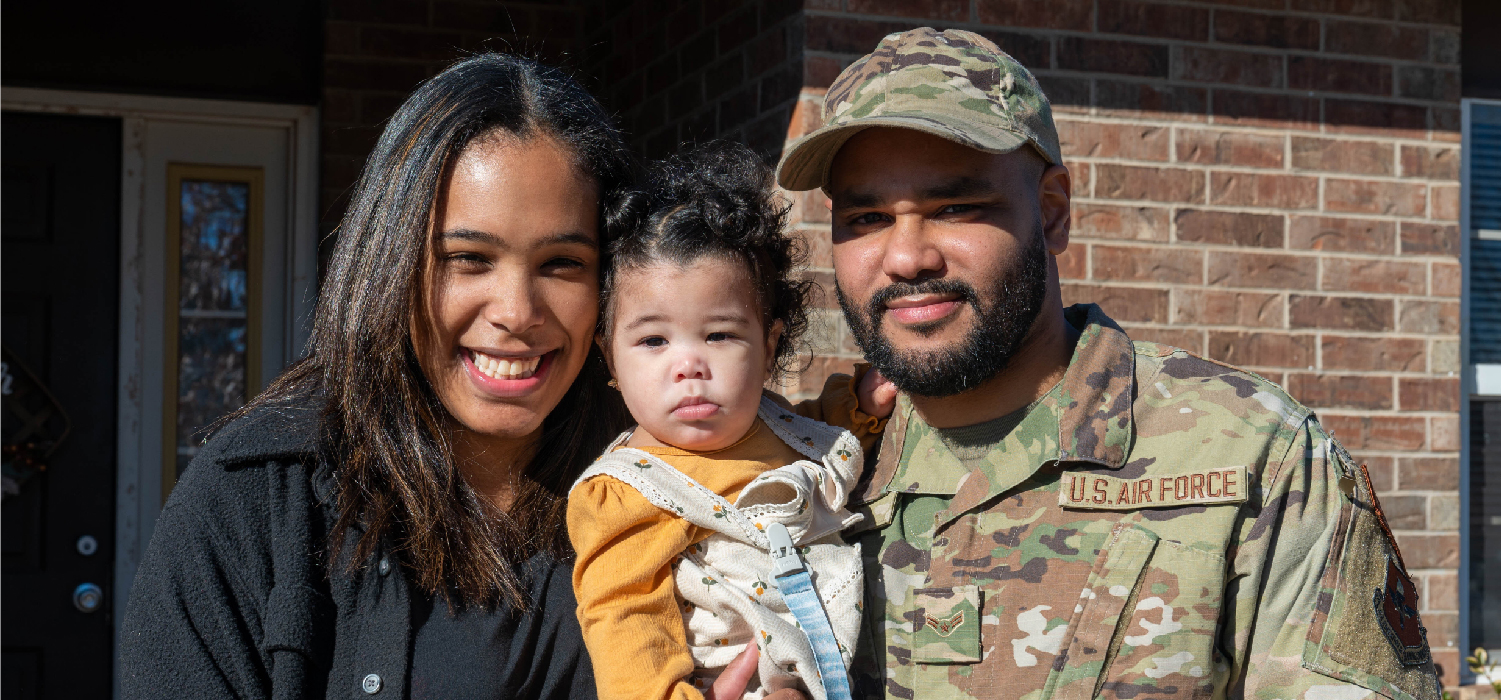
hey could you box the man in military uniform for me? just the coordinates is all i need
[776,27,1441,699]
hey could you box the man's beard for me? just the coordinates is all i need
[837,227,1050,398]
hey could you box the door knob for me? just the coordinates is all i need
[73,583,103,613]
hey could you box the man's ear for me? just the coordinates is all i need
[764,319,786,376]
[1038,164,1072,257]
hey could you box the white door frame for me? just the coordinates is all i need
[1,87,319,692]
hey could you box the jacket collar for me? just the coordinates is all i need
[193,398,324,469]
[883,304,1137,523]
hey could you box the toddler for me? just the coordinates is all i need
[567,142,894,700]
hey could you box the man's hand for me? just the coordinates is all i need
[857,367,898,419]
[706,644,807,700]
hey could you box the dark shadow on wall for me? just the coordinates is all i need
[2,0,323,104]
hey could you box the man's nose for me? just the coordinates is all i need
[880,216,945,281]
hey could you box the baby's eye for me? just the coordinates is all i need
[706,332,735,343]
[639,336,667,348]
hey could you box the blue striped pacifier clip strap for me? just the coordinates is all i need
[767,523,852,700]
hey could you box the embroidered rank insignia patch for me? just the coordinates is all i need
[1374,554,1431,666]
[1059,466,1249,510]
[924,611,965,637]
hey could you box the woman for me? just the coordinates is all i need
[119,54,633,698]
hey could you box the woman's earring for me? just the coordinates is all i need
[607,378,619,389]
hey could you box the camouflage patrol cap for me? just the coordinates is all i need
[777,27,1062,192]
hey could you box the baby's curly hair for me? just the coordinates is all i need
[602,140,811,380]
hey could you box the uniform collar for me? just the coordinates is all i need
[883,304,1137,521]
[1053,303,1136,469]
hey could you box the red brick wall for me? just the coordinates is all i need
[785,0,1464,683]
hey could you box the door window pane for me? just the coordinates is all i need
[164,166,261,492]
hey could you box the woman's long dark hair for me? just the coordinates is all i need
[245,54,634,609]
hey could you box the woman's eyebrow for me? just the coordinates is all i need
[439,229,596,249]
[441,227,501,244]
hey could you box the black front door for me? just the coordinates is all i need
[2,111,122,699]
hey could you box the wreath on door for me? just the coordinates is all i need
[2,345,71,499]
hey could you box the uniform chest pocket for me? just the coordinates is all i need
[1049,524,1227,700]
[910,585,981,664]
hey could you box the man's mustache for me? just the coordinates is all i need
[866,278,980,318]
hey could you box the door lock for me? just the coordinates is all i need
[73,583,103,613]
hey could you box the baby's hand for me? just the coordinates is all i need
[857,367,898,418]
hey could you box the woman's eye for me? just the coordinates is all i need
[445,252,488,266]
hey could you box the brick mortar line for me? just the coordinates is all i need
[802,51,1460,93]
[801,7,1460,37]
[1065,238,1458,260]
[1064,158,1456,184]
[1059,115,1461,149]
[804,38,1460,76]
[792,199,1462,224]
[1075,201,1457,222]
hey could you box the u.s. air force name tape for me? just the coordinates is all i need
[1059,466,1249,510]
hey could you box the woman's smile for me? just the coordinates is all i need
[463,349,553,396]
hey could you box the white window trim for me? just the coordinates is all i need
[0,87,318,697]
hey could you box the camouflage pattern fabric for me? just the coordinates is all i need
[846,304,1441,699]
[777,27,1062,193]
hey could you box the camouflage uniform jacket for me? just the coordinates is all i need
[848,304,1440,699]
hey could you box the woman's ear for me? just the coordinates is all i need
[595,333,615,378]
[764,319,785,376]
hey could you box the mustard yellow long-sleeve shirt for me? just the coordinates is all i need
[568,371,883,700]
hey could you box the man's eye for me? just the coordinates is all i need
[640,336,667,348]
[940,204,977,215]
[543,256,585,271]
[849,212,886,226]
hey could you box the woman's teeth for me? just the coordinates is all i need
[471,352,541,380]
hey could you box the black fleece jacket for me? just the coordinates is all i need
[119,400,593,699]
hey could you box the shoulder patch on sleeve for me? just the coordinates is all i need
[1302,465,1440,700]
[1374,555,1429,667]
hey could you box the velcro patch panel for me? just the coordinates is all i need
[1058,466,1249,510]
